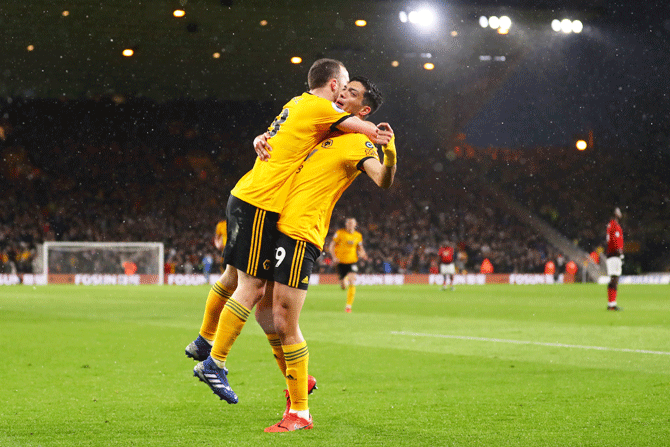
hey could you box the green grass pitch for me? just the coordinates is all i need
[1,284,669,446]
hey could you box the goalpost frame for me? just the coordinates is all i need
[43,241,165,285]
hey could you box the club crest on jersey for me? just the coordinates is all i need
[364,141,377,157]
[321,139,333,148]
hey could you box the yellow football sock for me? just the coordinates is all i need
[210,298,250,364]
[199,281,233,341]
[267,333,287,377]
[284,341,309,412]
[346,285,356,307]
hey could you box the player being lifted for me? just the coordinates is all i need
[254,76,396,431]
[329,217,367,313]
[186,59,391,406]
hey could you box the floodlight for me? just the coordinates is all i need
[407,8,435,29]
[399,11,408,23]
[499,16,512,30]
[488,16,500,29]
[572,20,583,33]
[561,19,572,33]
[551,19,561,32]
[479,16,488,28]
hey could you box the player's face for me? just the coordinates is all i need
[331,67,350,102]
[345,218,357,232]
[335,81,366,115]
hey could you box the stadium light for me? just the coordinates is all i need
[173,9,185,18]
[122,49,134,57]
[572,20,583,33]
[290,56,302,64]
[480,15,512,33]
[399,7,436,30]
[576,140,587,151]
[552,19,583,34]
[489,16,500,29]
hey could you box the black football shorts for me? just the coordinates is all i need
[273,232,320,290]
[223,195,279,280]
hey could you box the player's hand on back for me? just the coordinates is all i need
[253,132,273,161]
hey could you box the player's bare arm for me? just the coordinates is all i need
[328,239,339,265]
[336,118,393,145]
[362,130,396,189]
[357,243,369,261]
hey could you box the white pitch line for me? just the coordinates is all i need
[391,331,670,356]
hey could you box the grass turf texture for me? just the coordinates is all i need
[1,284,669,446]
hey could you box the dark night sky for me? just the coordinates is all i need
[464,1,670,149]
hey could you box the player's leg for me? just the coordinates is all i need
[255,281,287,376]
[194,195,277,403]
[345,271,357,312]
[256,280,317,419]
[266,283,313,431]
[606,256,622,310]
[336,263,348,290]
[186,265,237,361]
[265,235,319,432]
[607,275,620,310]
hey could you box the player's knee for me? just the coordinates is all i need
[255,306,274,333]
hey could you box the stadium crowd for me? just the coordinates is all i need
[1,97,667,276]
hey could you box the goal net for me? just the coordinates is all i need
[43,242,164,285]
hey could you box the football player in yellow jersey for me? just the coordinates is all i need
[213,219,227,272]
[330,217,367,313]
[189,59,394,409]
[254,76,397,431]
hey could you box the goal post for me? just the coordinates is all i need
[43,242,164,285]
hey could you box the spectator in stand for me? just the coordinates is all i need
[544,260,555,276]
[480,258,494,274]
[606,208,624,311]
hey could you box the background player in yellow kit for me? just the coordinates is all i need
[213,219,227,272]
[329,217,367,313]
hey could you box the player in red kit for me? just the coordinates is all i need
[438,242,456,291]
[605,208,624,311]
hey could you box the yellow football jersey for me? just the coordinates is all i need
[231,92,350,213]
[331,229,363,264]
[277,132,379,250]
[215,220,227,246]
